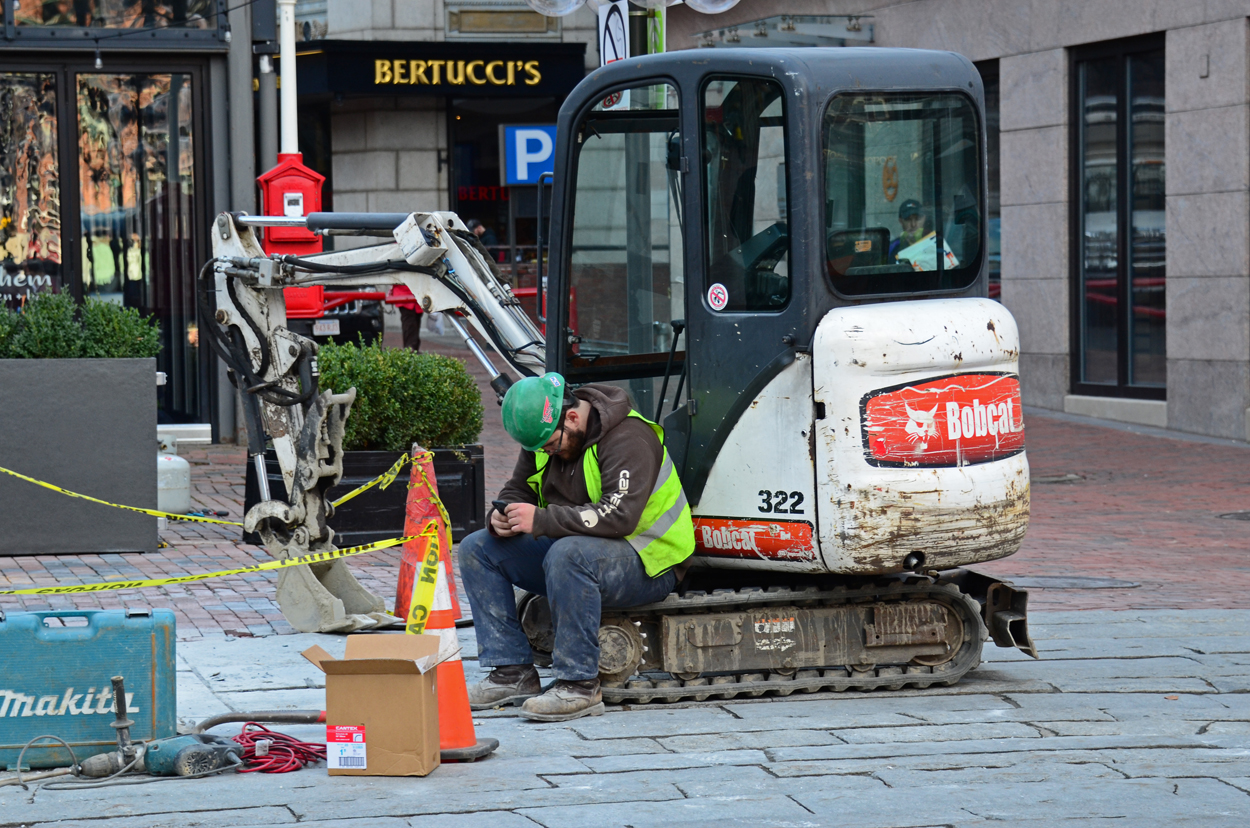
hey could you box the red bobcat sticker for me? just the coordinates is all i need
[693,518,816,562]
[861,373,1024,467]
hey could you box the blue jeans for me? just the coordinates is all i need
[459,530,677,681]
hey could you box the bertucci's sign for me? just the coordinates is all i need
[374,58,541,87]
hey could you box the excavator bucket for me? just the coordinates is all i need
[273,556,393,634]
[245,387,399,634]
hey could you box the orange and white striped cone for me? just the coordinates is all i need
[395,448,462,622]
[424,542,499,762]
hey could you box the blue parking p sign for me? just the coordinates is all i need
[503,125,557,185]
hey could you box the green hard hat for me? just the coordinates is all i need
[501,372,567,452]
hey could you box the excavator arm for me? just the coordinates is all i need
[201,210,544,632]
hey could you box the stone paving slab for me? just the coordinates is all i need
[656,728,843,752]
[1206,675,1250,693]
[175,670,231,722]
[216,687,333,711]
[870,758,1122,787]
[178,633,344,693]
[28,806,298,828]
[406,815,542,828]
[516,793,818,828]
[792,777,1250,825]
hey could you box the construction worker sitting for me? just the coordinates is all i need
[459,372,695,721]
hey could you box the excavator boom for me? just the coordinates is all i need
[204,210,542,632]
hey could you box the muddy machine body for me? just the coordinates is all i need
[205,48,1036,698]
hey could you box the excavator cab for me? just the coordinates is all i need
[543,49,1027,580]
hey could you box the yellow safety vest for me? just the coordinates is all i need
[527,411,695,577]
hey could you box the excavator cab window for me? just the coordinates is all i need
[824,93,982,297]
[702,77,790,312]
[564,82,685,416]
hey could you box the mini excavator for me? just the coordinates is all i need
[205,47,1037,702]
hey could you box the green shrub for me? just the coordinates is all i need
[0,306,18,358]
[0,293,162,360]
[318,339,484,452]
[81,299,162,358]
[8,291,84,359]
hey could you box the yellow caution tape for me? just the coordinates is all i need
[2,449,415,526]
[0,454,453,619]
[330,452,411,508]
[411,453,453,541]
[404,530,441,636]
[0,465,244,525]
[0,532,426,595]
[404,454,452,636]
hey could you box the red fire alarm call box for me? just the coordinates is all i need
[258,152,325,256]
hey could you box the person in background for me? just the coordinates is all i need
[385,285,422,350]
[889,198,926,261]
[467,218,498,247]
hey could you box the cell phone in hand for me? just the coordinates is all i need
[492,500,509,514]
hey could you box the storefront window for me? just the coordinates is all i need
[78,72,200,416]
[823,93,982,296]
[702,76,789,312]
[564,82,683,413]
[1075,41,1165,395]
[0,72,61,304]
[450,97,558,267]
[15,0,215,28]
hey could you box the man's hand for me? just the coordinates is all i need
[505,503,536,535]
[490,507,518,537]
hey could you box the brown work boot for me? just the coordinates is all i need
[468,664,541,710]
[518,678,605,722]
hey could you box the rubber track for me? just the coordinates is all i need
[601,578,987,704]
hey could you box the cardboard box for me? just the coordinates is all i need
[302,634,441,777]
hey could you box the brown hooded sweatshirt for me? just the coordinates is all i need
[493,384,663,540]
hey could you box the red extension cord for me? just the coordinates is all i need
[232,723,327,773]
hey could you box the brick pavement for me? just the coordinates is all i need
[3,341,1249,637]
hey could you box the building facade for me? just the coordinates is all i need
[295,1,597,257]
[668,2,1250,441]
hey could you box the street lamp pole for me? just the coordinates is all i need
[277,0,298,155]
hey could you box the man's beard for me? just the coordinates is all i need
[557,422,588,460]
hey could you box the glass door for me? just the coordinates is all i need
[77,71,201,418]
[1073,38,1165,398]
[561,82,685,419]
[0,61,207,421]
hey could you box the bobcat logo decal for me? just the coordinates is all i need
[861,373,1025,468]
[903,403,939,450]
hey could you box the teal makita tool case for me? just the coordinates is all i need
[0,609,176,769]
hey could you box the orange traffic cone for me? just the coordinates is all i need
[396,448,462,621]
[424,530,499,762]
[398,446,496,762]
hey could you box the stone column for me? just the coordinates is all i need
[1165,19,1250,440]
[998,49,1069,410]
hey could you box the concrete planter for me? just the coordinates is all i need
[243,446,485,547]
[0,358,158,556]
